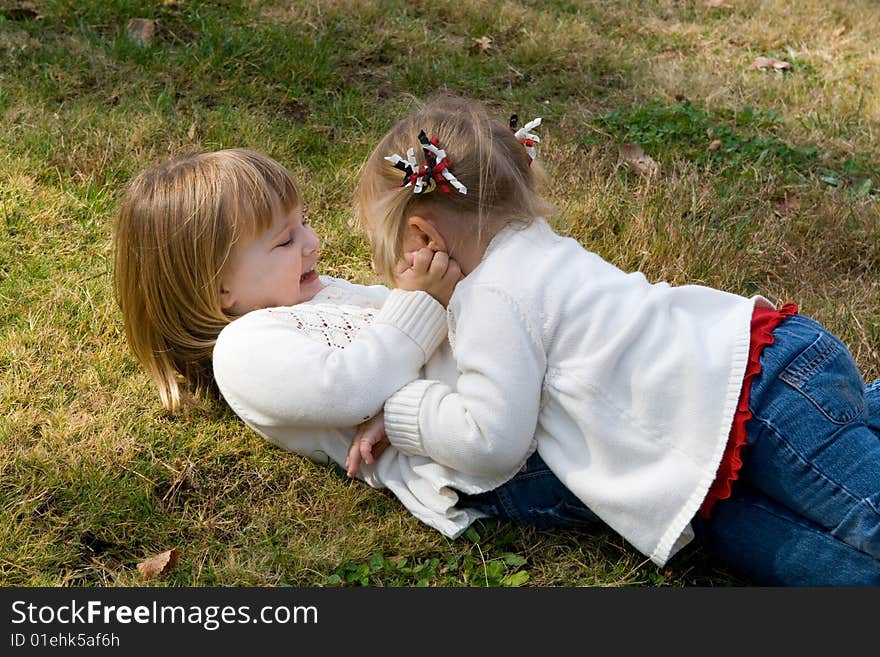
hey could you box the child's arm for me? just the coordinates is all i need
[213,303,447,433]
[382,283,546,481]
[343,248,461,476]
[212,251,458,431]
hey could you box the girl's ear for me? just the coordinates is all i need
[404,215,448,253]
[219,281,236,312]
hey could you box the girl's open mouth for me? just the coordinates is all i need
[300,268,317,284]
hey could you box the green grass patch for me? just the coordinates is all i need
[586,100,878,197]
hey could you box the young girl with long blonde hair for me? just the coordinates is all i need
[351,94,880,585]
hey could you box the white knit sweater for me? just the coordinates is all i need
[383,219,772,566]
[212,276,504,538]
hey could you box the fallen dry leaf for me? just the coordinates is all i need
[704,0,732,8]
[470,35,493,54]
[708,139,722,151]
[831,25,846,38]
[772,192,801,216]
[127,18,157,45]
[187,122,197,141]
[748,56,791,71]
[619,143,660,178]
[137,548,179,580]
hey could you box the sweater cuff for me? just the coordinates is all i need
[384,379,437,456]
[374,289,447,361]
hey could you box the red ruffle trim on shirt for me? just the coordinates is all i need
[699,302,799,519]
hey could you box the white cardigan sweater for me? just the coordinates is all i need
[383,219,771,566]
[212,277,505,538]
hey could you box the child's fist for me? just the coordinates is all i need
[345,412,389,478]
[394,247,462,307]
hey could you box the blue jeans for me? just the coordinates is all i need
[457,451,600,529]
[693,314,880,585]
[458,314,880,586]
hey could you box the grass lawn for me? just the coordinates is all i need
[1,0,878,587]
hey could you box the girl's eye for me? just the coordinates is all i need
[277,238,293,248]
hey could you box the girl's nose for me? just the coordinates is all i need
[305,234,320,255]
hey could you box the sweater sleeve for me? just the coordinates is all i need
[383,284,546,480]
[212,289,447,429]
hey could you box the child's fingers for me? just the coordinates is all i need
[410,247,434,273]
[346,440,362,478]
[443,257,462,282]
[428,250,450,277]
[393,252,417,277]
[360,438,374,465]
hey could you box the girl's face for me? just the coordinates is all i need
[219,204,322,315]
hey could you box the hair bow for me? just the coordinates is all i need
[384,130,467,195]
[509,114,542,164]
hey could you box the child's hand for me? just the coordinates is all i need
[345,412,389,478]
[394,247,462,307]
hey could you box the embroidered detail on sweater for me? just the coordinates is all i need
[265,304,375,349]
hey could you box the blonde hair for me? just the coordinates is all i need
[113,148,300,412]
[356,94,553,281]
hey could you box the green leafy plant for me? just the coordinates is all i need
[326,547,530,587]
